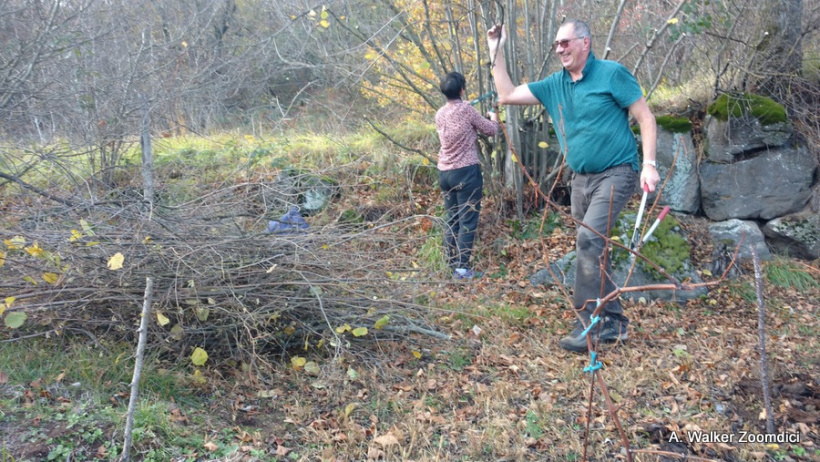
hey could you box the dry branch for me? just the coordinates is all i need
[0,182,447,365]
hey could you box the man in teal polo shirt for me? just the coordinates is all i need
[487,19,660,352]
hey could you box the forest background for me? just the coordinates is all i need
[0,0,818,461]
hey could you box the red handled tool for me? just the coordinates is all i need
[629,184,649,252]
[640,206,671,247]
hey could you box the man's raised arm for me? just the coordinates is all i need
[487,25,540,106]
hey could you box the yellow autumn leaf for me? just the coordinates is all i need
[4,236,25,250]
[143,236,152,244]
[192,368,207,384]
[196,307,209,322]
[107,252,124,270]
[412,350,422,359]
[0,250,5,268]
[79,219,95,236]
[0,305,5,317]
[374,315,390,330]
[304,361,320,375]
[352,327,368,337]
[42,273,59,285]
[702,269,712,277]
[4,312,27,329]
[291,356,307,368]
[511,154,518,163]
[538,141,549,148]
[191,347,208,366]
[69,229,83,242]
[319,19,329,28]
[335,323,352,334]
[421,157,430,166]
[5,297,15,307]
[667,18,679,25]
[170,323,184,340]
[344,402,358,418]
[156,311,171,326]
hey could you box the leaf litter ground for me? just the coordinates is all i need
[0,192,818,462]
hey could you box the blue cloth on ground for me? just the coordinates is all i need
[267,206,309,233]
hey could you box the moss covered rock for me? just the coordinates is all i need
[705,93,793,162]
[531,210,708,304]
[707,93,787,125]
[656,115,693,134]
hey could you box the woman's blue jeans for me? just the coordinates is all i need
[439,164,483,270]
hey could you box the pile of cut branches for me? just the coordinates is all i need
[0,183,445,365]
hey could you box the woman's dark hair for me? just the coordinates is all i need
[440,72,466,100]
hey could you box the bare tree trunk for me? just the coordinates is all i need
[141,96,154,210]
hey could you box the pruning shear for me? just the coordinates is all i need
[629,184,650,253]
[470,91,496,106]
[629,183,671,261]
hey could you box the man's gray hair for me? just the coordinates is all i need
[564,19,591,40]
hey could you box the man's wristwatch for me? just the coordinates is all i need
[643,160,657,167]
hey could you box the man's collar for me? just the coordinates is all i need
[562,50,596,82]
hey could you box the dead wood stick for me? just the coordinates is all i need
[121,276,154,461]
[751,245,775,434]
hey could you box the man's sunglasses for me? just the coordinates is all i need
[552,37,584,50]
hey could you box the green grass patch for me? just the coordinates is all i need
[0,338,251,461]
[416,230,449,274]
[0,339,197,404]
[727,280,757,303]
[766,257,820,291]
[509,212,562,240]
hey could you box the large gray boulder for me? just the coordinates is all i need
[708,219,771,261]
[704,114,792,164]
[699,144,816,221]
[763,210,820,260]
[652,127,700,214]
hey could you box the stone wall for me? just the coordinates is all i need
[651,93,819,261]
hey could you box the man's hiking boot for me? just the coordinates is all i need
[599,315,629,342]
[558,319,589,352]
[558,315,629,353]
